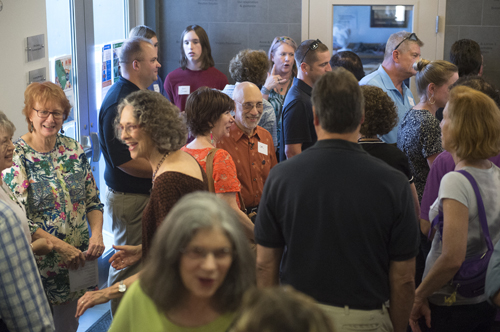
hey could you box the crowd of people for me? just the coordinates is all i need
[1,23,500,332]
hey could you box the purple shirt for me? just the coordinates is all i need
[420,151,500,221]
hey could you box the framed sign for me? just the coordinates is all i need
[370,5,409,28]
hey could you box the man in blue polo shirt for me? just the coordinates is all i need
[98,36,161,314]
[360,31,423,144]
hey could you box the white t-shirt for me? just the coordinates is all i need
[0,181,31,243]
[425,165,500,305]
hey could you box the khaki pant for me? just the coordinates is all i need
[105,189,149,315]
[318,303,393,332]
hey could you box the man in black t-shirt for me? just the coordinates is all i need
[280,39,332,161]
[256,68,419,332]
[97,36,161,314]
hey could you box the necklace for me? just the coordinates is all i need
[152,152,170,186]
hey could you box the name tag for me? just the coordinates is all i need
[408,97,415,107]
[178,85,190,95]
[258,142,268,155]
[153,84,160,93]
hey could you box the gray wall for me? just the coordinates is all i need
[444,0,500,89]
[149,0,500,89]
[153,0,302,84]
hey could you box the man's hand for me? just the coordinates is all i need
[109,244,142,270]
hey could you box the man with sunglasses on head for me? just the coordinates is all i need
[360,31,423,144]
[218,82,277,221]
[280,39,332,161]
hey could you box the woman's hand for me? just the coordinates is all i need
[75,290,109,317]
[31,238,54,255]
[109,245,142,270]
[263,64,284,93]
[409,296,431,332]
[58,242,86,270]
[86,233,105,261]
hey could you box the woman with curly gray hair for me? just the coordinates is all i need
[76,90,208,317]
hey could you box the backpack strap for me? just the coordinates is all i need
[429,170,492,251]
[456,170,493,251]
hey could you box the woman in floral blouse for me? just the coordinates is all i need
[3,82,104,332]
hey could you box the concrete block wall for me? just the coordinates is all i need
[444,0,500,89]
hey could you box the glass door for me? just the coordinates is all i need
[304,0,446,101]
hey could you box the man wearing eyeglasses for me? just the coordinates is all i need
[217,82,277,219]
[360,31,423,144]
[98,36,161,315]
[280,39,332,161]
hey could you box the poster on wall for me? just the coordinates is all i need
[113,41,123,83]
[101,44,112,100]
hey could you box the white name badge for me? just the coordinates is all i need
[408,97,415,107]
[178,85,190,95]
[258,142,268,156]
[153,84,160,93]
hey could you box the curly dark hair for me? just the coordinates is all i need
[229,49,269,86]
[116,90,187,154]
[185,87,235,137]
[359,85,398,137]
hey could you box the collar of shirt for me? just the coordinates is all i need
[294,77,313,96]
[229,122,264,142]
[377,65,408,96]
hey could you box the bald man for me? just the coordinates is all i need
[217,82,277,218]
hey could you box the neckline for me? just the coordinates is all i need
[19,135,60,155]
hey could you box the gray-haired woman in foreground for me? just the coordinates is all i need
[108,192,256,331]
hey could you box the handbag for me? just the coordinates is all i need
[429,169,493,298]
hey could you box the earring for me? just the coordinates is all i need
[210,130,214,145]
[429,94,435,105]
[30,122,34,133]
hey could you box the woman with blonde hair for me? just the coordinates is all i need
[262,36,298,156]
[397,60,458,202]
[410,86,500,332]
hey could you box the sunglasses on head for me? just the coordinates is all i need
[394,33,419,51]
[300,39,322,64]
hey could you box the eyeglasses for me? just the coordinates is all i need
[300,39,322,64]
[235,100,264,112]
[181,246,233,261]
[394,33,419,51]
[33,108,64,119]
[117,124,139,135]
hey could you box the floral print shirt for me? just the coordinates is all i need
[2,134,104,305]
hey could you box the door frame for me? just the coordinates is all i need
[302,0,447,99]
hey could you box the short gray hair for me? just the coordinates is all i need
[384,31,424,60]
[116,90,187,154]
[140,192,256,312]
[0,111,15,137]
[119,36,152,64]
[311,68,364,134]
